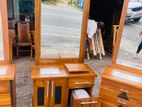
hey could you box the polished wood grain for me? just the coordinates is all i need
[35,0,90,65]
[0,64,16,107]
[32,64,96,107]
[32,64,96,79]
[33,76,68,107]
[102,66,142,89]
[32,65,68,79]
[71,92,101,107]
[0,64,15,80]
[100,65,142,107]
[9,29,15,63]
[0,0,10,64]
[0,81,10,93]
[69,77,94,89]
[0,93,11,106]
[33,79,50,107]
[65,63,91,73]
[50,78,68,107]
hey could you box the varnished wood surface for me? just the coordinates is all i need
[100,65,142,107]
[0,64,15,80]
[0,93,11,106]
[0,0,10,64]
[65,63,92,73]
[32,64,96,79]
[71,92,101,107]
[9,29,15,63]
[102,65,142,89]
[32,64,96,107]
[32,64,68,79]
[0,81,10,93]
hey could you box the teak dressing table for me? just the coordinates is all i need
[32,0,97,107]
[0,0,16,107]
[100,0,142,106]
[32,64,96,107]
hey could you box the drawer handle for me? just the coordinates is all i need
[81,101,98,105]
[120,89,129,93]
[51,81,54,97]
[117,100,126,105]
[75,82,91,85]
[46,81,49,97]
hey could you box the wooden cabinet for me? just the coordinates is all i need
[32,64,96,107]
[0,65,16,107]
[33,78,67,107]
[100,66,142,107]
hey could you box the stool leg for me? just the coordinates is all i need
[98,29,105,56]
[91,38,97,56]
[86,37,90,60]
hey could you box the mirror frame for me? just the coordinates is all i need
[0,0,10,64]
[35,0,90,64]
[111,0,141,71]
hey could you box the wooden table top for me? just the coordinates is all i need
[32,64,96,79]
[0,64,15,80]
[103,65,142,89]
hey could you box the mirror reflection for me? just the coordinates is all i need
[40,0,83,58]
[117,1,142,70]
[85,0,123,67]
[0,10,4,60]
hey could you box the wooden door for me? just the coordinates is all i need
[33,79,50,107]
[50,78,68,107]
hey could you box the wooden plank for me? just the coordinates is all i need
[0,93,11,106]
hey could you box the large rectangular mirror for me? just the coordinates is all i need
[85,0,125,70]
[114,0,142,70]
[40,1,83,58]
[35,0,90,64]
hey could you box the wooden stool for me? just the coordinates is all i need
[91,28,105,60]
[70,91,101,107]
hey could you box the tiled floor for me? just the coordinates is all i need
[14,55,111,107]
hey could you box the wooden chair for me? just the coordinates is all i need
[16,22,31,58]
[30,31,35,60]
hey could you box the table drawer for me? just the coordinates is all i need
[70,90,101,107]
[69,78,94,88]
[0,81,10,93]
[101,78,142,107]
[100,87,129,107]
[0,93,11,106]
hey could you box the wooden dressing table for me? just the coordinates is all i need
[100,65,142,107]
[0,1,16,107]
[99,0,142,106]
[0,65,16,107]
[32,64,96,107]
[32,0,103,106]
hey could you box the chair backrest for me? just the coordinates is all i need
[17,22,31,43]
